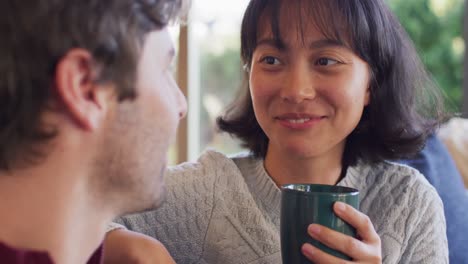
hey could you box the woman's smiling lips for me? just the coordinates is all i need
[275,113,326,129]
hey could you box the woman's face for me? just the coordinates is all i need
[249,16,371,160]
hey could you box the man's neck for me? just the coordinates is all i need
[0,162,112,264]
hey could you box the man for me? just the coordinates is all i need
[0,1,187,263]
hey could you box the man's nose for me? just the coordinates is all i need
[177,88,187,119]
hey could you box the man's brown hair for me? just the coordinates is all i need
[0,0,186,170]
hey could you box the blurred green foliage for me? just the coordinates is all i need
[199,43,243,151]
[389,0,464,112]
[201,48,242,104]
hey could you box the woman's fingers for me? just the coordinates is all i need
[306,224,371,260]
[333,202,380,244]
[302,202,382,263]
[302,243,352,264]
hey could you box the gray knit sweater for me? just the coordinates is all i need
[113,150,448,264]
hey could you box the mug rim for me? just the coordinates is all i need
[281,183,359,196]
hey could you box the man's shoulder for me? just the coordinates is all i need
[0,241,53,264]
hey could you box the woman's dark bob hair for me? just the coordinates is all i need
[217,0,446,166]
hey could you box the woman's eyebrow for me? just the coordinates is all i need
[256,38,345,51]
[256,38,287,51]
[308,39,345,49]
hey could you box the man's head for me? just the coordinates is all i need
[94,29,187,213]
[0,0,187,213]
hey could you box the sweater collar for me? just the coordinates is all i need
[233,153,367,222]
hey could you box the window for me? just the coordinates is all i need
[174,0,250,163]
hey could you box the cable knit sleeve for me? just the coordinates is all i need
[398,171,449,264]
[112,151,227,264]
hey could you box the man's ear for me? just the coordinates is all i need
[54,49,115,131]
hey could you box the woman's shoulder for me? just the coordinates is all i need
[347,160,445,225]
[165,150,247,186]
[383,161,439,197]
[350,160,440,201]
[169,149,235,170]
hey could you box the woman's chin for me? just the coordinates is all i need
[279,144,322,159]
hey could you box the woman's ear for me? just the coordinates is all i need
[364,85,371,106]
[54,48,115,131]
[364,69,373,106]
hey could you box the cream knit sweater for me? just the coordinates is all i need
[112,150,448,264]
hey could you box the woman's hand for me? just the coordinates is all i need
[103,228,175,264]
[301,202,382,263]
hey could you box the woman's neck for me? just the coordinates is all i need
[264,146,344,187]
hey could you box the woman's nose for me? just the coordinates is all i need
[280,63,316,103]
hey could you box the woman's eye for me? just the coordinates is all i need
[315,58,339,66]
[261,56,281,65]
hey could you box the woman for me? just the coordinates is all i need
[104,0,448,263]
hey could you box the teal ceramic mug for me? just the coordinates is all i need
[280,184,359,263]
